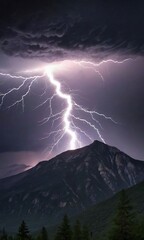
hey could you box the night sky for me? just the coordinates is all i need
[0,0,144,175]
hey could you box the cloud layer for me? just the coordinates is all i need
[0,1,144,61]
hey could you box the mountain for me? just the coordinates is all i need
[0,164,30,179]
[0,140,144,232]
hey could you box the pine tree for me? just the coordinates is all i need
[8,237,14,240]
[135,217,144,240]
[81,225,90,240]
[55,215,72,240]
[0,228,8,240]
[17,221,31,240]
[36,235,41,240]
[40,227,48,240]
[109,190,136,240]
[73,220,82,240]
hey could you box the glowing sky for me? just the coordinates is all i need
[0,0,144,175]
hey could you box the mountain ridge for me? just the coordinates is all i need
[0,140,144,231]
[0,140,140,182]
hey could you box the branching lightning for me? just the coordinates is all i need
[45,68,77,150]
[0,58,131,154]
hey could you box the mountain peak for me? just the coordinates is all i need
[91,140,119,151]
[0,141,144,232]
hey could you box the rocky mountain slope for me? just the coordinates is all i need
[0,140,144,231]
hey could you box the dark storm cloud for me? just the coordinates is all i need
[0,0,144,167]
[0,1,144,61]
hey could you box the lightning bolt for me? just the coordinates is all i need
[46,68,77,150]
[0,58,131,154]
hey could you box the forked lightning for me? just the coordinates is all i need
[0,59,131,153]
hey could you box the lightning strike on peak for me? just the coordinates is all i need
[0,58,130,154]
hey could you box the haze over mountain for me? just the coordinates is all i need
[0,163,30,179]
[0,140,144,232]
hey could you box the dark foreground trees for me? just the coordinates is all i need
[2,189,144,240]
[37,227,49,240]
[55,215,72,240]
[17,221,31,240]
[0,228,8,240]
[0,216,90,240]
[54,215,90,240]
[73,220,82,240]
[40,227,48,240]
[108,190,136,240]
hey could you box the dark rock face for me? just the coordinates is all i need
[0,140,144,231]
